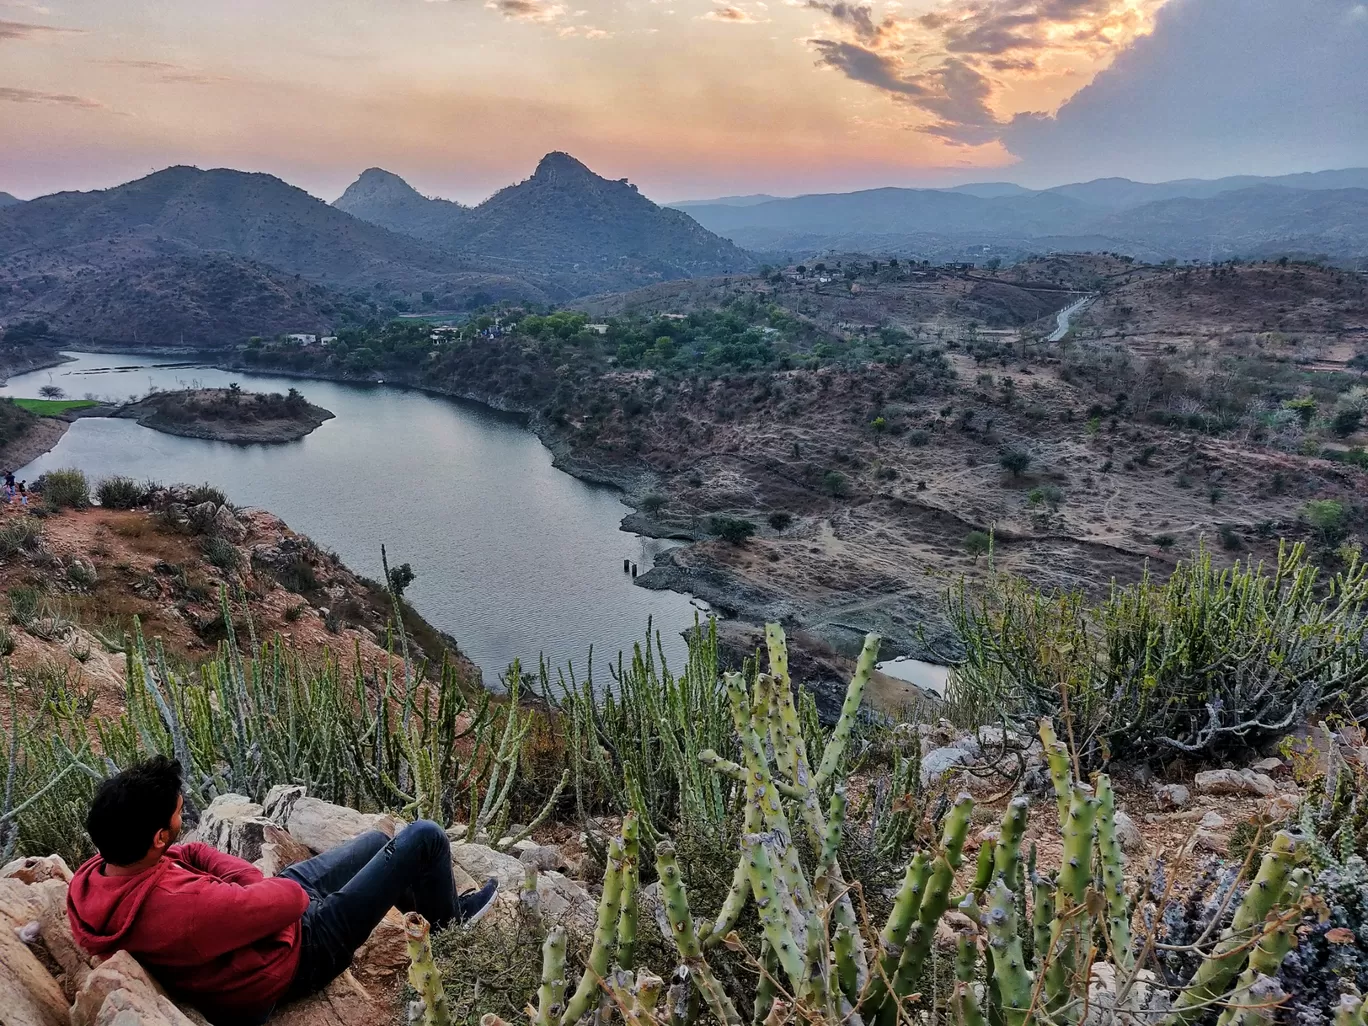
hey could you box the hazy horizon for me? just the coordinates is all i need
[2,0,1365,203]
[5,157,1368,210]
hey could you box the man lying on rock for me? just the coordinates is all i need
[66,755,499,1025]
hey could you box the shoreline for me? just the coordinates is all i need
[16,346,933,675]
[113,388,336,443]
[0,417,71,475]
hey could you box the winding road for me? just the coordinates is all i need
[1047,294,1094,342]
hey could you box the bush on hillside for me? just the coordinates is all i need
[37,468,89,510]
[946,542,1368,764]
[709,515,756,545]
[96,476,145,509]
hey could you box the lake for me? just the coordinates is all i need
[4,352,704,683]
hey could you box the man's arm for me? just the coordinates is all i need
[174,842,265,886]
[181,873,311,960]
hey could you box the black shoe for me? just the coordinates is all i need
[457,878,499,925]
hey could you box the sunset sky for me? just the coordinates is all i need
[1,0,1365,203]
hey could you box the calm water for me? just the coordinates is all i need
[6,353,703,682]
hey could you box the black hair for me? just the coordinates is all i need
[86,755,184,866]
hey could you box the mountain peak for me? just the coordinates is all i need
[532,151,597,183]
[337,168,425,206]
[0,191,21,209]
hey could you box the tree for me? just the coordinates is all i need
[1332,408,1363,437]
[388,562,416,597]
[998,447,1031,478]
[822,470,848,497]
[639,493,667,515]
[985,257,1002,271]
[767,511,792,531]
[709,516,756,545]
[964,530,991,561]
[1305,499,1347,542]
[227,382,242,405]
[38,385,65,400]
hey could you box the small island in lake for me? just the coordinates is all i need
[115,386,334,443]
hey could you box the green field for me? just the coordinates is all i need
[8,397,100,416]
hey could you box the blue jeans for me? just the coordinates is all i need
[280,820,458,1001]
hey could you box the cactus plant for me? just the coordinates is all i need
[405,912,452,1026]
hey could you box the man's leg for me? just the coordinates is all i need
[286,820,479,999]
[280,830,390,899]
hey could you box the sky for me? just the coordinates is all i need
[0,0,1365,203]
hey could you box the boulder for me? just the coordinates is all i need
[514,841,567,873]
[0,883,68,1026]
[1153,783,1190,810]
[1112,810,1146,856]
[262,786,401,854]
[186,502,219,535]
[257,826,314,878]
[1193,769,1276,798]
[70,950,200,1026]
[0,855,73,885]
[1084,962,1169,1025]
[254,973,380,1026]
[211,506,247,543]
[191,794,276,863]
[920,746,973,786]
[450,843,525,890]
[347,909,409,990]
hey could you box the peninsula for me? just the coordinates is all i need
[114,386,333,443]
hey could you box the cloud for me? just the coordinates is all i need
[0,85,103,109]
[0,17,80,40]
[94,58,228,85]
[810,39,926,93]
[1000,0,1368,182]
[702,5,762,22]
[803,0,1172,147]
[803,2,900,45]
[485,0,567,21]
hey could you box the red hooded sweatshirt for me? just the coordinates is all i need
[67,842,310,1021]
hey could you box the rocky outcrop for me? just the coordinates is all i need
[70,951,206,1026]
[262,785,402,854]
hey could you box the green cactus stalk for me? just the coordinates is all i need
[1337,994,1368,1026]
[813,632,880,788]
[1215,867,1310,1026]
[704,800,761,947]
[1162,830,1299,1026]
[1094,774,1132,970]
[885,794,975,1017]
[993,797,1030,891]
[562,836,625,1026]
[815,785,847,894]
[746,835,805,985]
[1038,719,1073,827]
[951,981,989,1026]
[1044,783,1099,1017]
[832,923,860,1005]
[404,912,452,1026]
[616,812,641,968]
[863,851,931,1017]
[1030,870,1053,975]
[985,880,1033,1026]
[656,842,742,1026]
[798,912,833,1017]
[1222,975,1284,1026]
[752,944,781,1026]
[535,927,568,1026]
[973,832,997,896]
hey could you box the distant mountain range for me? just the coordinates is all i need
[671,168,1368,261]
[334,152,753,281]
[0,154,752,345]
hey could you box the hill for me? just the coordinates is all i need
[0,166,478,289]
[332,167,468,245]
[337,153,756,291]
[0,250,367,346]
[0,192,20,209]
